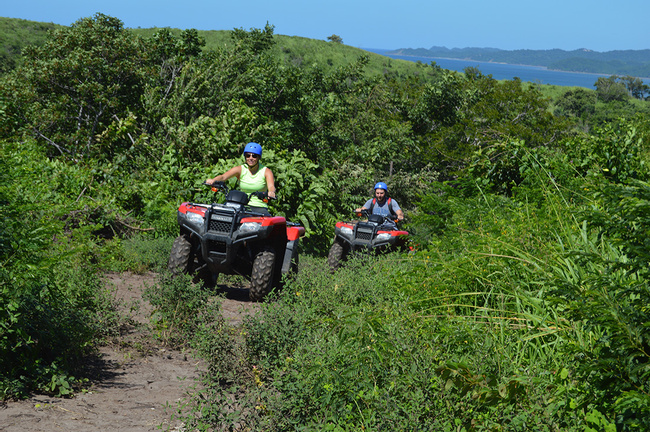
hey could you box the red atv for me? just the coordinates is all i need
[168,181,305,301]
[327,209,409,272]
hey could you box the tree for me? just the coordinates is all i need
[463,66,484,81]
[620,75,647,100]
[232,23,276,55]
[178,28,206,57]
[594,76,629,102]
[554,88,596,119]
[408,71,467,134]
[15,13,152,160]
[327,34,343,44]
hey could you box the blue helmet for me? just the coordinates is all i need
[243,142,262,156]
[374,182,388,191]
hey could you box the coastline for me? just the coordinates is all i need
[378,52,650,81]
[373,50,650,80]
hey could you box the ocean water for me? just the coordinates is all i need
[364,49,650,89]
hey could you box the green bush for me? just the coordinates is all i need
[99,235,174,273]
[1,141,113,399]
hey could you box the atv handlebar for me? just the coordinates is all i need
[205,181,275,202]
[250,191,276,203]
[356,209,398,225]
[205,180,227,192]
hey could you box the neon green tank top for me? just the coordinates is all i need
[240,164,268,208]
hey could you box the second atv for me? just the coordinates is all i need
[327,209,409,272]
[168,181,305,301]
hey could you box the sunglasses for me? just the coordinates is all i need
[244,153,260,159]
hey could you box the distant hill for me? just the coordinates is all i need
[388,46,650,77]
[0,17,61,73]
[0,16,434,81]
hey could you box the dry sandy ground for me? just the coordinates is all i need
[0,272,260,432]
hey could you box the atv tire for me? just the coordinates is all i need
[249,247,276,302]
[327,239,346,272]
[168,235,192,274]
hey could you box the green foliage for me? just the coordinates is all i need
[100,235,174,273]
[182,257,449,431]
[565,117,650,183]
[327,34,343,44]
[2,15,650,431]
[543,219,650,430]
[595,76,630,102]
[408,182,455,238]
[0,17,61,74]
[0,141,114,399]
[428,75,566,177]
[232,23,276,54]
[554,88,597,119]
[408,70,469,133]
[14,14,153,159]
[465,138,579,199]
[158,100,260,166]
[588,179,650,273]
[551,85,650,131]
[619,75,649,100]
[143,272,218,348]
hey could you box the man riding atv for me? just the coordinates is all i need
[328,182,408,271]
[355,182,404,230]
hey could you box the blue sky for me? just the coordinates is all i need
[3,0,649,52]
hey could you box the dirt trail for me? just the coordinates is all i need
[0,272,259,432]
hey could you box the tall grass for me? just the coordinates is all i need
[150,135,648,430]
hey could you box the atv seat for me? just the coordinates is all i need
[226,190,249,205]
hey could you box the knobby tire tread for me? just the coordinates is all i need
[249,249,276,302]
[168,235,192,274]
[327,240,345,272]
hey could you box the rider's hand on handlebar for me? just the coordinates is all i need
[205,180,226,192]
[250,191,276,203]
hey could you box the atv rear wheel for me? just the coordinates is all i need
[249,248,276,302]
[327,239,346,272]
[168,235,192,274]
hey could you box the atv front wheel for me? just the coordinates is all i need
[249,248,276,302]
[168,235,192,274]
[327,239,346,272]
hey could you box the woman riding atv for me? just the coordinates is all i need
[206,142,276,215]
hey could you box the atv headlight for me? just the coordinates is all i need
[340,226,353,238]
[240,222,262,233]
[376,233,391,242]
[186,211,205,225]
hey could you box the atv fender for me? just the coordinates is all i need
[281,239,299,273]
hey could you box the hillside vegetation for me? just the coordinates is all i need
[0,16,435,81]
[1,13,650,431]
[0,17,61,73]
